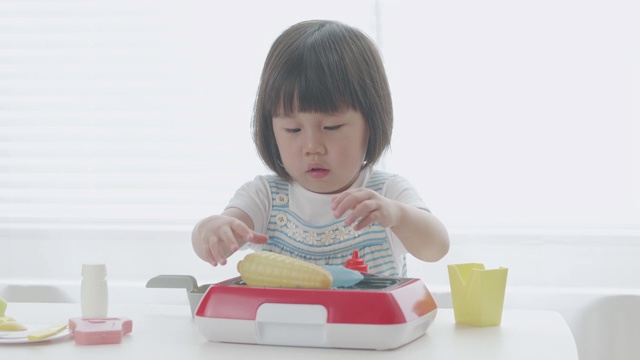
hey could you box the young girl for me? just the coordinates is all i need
[192,20,449,276]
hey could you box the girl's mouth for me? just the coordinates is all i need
[307,167,330,179]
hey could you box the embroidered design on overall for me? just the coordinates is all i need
[263,170,402,276]
[276,217,361,245]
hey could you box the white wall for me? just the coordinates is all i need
[1,0,639,306]
[380,0,639,229]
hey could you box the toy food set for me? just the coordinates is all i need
[448,263,508,326]
[1,269,133,346]
[0,296,70,343]
[178,251,438,350]
[146,274,213,317]
[27,323,69,341]
[0,297,27,332]
[69,317,133,345]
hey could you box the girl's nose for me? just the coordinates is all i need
[303,131,326,155]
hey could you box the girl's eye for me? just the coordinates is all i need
[285,128,300,133]
[324,125,343,131]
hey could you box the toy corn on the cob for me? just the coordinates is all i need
[237,252,333,289]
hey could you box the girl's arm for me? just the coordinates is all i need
[387,203,449,262]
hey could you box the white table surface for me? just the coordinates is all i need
[2,303,578,359]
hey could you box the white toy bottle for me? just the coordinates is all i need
[81,263,109,318]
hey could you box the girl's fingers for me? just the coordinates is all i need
[248,231,269,244]
[204,245,218,267]
[218,226,239,252]
[205,221,269,267]
[333,188,376,218]
[230,219,252,240]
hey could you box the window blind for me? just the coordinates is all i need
[7,1,635,234]
[0,1,243,229]
[0,1,381,231]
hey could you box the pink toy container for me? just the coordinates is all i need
[68,317,132,345]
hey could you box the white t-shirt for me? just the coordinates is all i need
[225,169,429,270]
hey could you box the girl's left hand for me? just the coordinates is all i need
[331,188,400,231]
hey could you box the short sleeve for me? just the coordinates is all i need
[383,175,430,212]
[224,175,272,234]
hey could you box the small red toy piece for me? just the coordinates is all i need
[68,317,132,345]
[344,250,368,272]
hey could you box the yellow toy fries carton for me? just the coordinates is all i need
[448,263,508,326]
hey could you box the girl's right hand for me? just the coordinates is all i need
[191,211,269,266]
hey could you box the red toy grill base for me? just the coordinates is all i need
[194,275,438,350]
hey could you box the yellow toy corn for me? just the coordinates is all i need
[237,252,332,289]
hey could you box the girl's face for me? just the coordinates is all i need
[272,109,368,194]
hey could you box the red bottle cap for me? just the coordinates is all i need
[344,250,368,273]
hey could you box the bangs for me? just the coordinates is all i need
[266,28,364,117]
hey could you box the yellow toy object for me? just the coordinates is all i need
[0,296,27,331]
[238,252,333,289]
[448,263,508,327]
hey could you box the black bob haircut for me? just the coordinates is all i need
[252,20,393,181]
